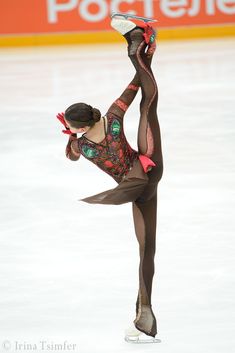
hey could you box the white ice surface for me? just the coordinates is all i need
[0,38,235,353]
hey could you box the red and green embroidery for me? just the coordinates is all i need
[77,114,138,182]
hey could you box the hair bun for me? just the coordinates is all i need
[92,108,101,122]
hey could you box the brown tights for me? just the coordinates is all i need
[80,28,164,338]
[125,28,163,337]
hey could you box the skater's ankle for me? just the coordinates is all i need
[125,29,146,56]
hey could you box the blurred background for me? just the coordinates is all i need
[0,1,235,353]
[1,0,235,45]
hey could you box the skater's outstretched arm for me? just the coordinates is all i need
[65,134,81,161]
[106,73,140,119]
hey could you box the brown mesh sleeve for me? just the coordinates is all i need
[65,135,81,161]
[107,73,140,119]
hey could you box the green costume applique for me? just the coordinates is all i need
[111,119,121,137]
[82,145,98,158]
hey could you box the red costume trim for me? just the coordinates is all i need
[127,84,139,91]
[114,99,128,112]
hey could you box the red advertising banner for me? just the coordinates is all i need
[1,0,235,35]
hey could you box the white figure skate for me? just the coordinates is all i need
[110,12,157,35]
[110,12,157,57]
[111,12,157,23]
[124,323,161,344]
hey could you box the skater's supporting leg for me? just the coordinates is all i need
[132,191,158,337]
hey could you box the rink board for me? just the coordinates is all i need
[0,24,235,47]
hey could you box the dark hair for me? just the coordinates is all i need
[64,103,101,128]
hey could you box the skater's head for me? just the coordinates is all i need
[64,103,101,133]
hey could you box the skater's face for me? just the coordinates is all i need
[64,119,90,134]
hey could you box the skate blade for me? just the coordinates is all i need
[111,12,157,23]
[124,334,161,344]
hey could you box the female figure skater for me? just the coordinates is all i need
[56,14,163,343]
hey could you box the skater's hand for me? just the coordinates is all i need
[56,112,72,135]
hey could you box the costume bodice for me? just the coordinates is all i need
[77,113,139,183]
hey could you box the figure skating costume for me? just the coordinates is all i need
[64,15,163,340]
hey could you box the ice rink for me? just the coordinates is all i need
[0,37,235,352]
